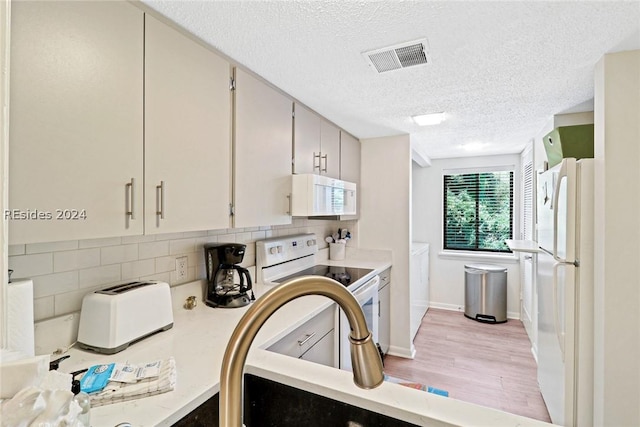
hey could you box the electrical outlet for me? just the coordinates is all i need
[176,256,188,281]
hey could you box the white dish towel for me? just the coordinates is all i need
[89,357,176,407]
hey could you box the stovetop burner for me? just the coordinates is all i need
[273,265,373,287]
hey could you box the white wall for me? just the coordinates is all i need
[593,49,640,427]
[1,0,10,349]
[412,154,522,319]
[359,135,414,358]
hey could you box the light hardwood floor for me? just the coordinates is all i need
[383,308,551,423]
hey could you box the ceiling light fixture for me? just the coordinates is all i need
[412,112,446,126]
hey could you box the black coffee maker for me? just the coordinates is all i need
[204,243,254,308]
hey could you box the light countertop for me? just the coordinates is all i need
[505,239,541,253]
[60,250,551,427]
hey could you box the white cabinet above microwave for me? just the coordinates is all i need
[291,174,356,217]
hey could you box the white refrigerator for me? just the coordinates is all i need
[536,158,594,426]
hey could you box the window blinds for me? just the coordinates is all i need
[443,171,514,252]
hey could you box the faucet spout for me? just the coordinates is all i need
[219,276,384,427]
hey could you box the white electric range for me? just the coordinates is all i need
[256,233,380,371]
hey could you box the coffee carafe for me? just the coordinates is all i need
[204,243,254,308]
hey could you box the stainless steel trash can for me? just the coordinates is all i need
[464,264,507,323]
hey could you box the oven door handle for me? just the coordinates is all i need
[352,275,380,298]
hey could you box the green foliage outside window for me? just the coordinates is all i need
[444,171,513,252]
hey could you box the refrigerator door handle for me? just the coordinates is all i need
[553,158,577,263]
[552,262,565,362]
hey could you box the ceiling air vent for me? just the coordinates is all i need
[363,39,430,73]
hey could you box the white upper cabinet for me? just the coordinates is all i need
[293,103,340,178]
[339,131,361,184]
[293,103,321,175]
[9,1,144,244]
[233,69,293,228]
[144,15,231,234]
[320,120,341,178]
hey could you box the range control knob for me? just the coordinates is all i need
[269,247,277,255]
[306,239,316,246]
[277,245,283,253]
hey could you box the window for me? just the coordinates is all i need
[443,170,513,253]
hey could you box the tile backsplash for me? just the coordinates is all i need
[9,218,356,321]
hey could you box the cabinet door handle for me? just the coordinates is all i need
[156,181,165,219]
[378,300,381,317]
[126,178,136,220]
[286,193,292,215]
[321,154,328,172]
[297,332,316,346]
[313,152,321,170]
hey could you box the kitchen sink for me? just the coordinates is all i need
[173,374,419,427]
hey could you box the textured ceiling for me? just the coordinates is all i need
[142,0,640,159]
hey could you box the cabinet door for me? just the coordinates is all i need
[338,131,361,219]
[144,15,231,234]
[320,121,341,178]
[234,69,292,228]
[9,1,144,244]
[340,132,361,184]
[300,330,336,367]
[293,103,321,174]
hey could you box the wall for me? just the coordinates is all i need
[1,0,10,349]
[8,218,355,322]
[593,49,640,427]
[359,135,414,358]
[412,154,522,318]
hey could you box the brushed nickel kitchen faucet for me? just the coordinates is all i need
[219,276,384,427]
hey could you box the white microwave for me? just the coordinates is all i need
[291,174,356,216]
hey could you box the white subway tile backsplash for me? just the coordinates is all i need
[155,232,185,242]
[32,271,79,298]
[122,259,155,280]
[169,238,195,255]
[9,253,54,277]
[139,241,170,260]
[121,234,156,244]
[155,256,176,274]
[79,265,121,288]
[8,221,348,319]
[186,252,199,268]
[196,263,206,280]
[54,287,97,316]
[182,230,208,238]
[101,244,138,265]
[235,232,252,243]
[195,236,218,246]
[216,233,236,243]
[78,237,122,248]
[8,244,26,256]
[34,296,55,321]
[140,271,172,285]
[26,240,78,254]
[54,249,100,272]
[251,230,266,241]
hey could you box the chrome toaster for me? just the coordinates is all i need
[77,281,173,354]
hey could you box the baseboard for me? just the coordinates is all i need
[387,344,416,359]
[427,303,521,320]
[531,345,538,364]
[428,302,464,312]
